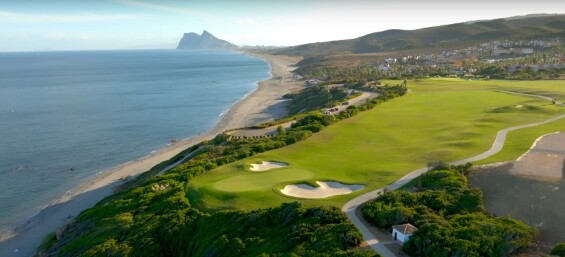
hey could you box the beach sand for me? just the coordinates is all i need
[0,52,303,256]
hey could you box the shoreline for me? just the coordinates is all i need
[0,51,303,256]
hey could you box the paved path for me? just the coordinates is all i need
[497,90,564,106]
[156,146,203,176]
[342,91,565,257]
[228,121,295,137]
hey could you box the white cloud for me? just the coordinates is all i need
[0,10,146,23]
[115,0,210,17]
[237,18,255,26]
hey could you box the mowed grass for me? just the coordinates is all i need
[406,78,565,101]
[188,79,564,211]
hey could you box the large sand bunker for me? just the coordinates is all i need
[280,181,364,199]
[250,161,288,171]
[510,132,565,180]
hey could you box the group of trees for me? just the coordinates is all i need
[345,81,407,97]
[476,64,564,80]
[283,84,350,114]
[362,164,537,257]
[37,83,409,256]
[173,202,372,257]
[466,46,565,80]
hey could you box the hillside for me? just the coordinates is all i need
[177,30,237,50]
[276,14,565,57]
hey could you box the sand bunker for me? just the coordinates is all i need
[280,181,364,199]
[510,132,565,180]
[249,161,288,171]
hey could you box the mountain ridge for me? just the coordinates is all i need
[276,14,565,57]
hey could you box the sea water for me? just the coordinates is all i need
[0,49,270,234]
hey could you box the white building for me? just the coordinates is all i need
[306,79,320,86]
[493,49,510,56]
[392,223,417,243]
[522,48,534,54]
[378,64,390,71]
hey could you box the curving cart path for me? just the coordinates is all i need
[342,92,565,257]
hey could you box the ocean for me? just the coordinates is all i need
[0,49,270,235]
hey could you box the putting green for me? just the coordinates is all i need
[188,79,564,211]
[214,168,314,192]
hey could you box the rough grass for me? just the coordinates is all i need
[188,79,564,211]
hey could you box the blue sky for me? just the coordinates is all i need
[1,0,564,51]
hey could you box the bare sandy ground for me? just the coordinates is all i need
[0,52,302,257]
[469,132,565,254]
[249,161,288,171]
[281,181,364,199]
[470,167,565,253]
[510,132,565,180]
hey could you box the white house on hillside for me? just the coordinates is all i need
[392,223,417,243]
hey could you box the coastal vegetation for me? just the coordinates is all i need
[40,196,373,256]
[283,84,350,114]
[362,164,537,257]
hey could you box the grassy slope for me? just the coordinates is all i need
[188,79,564,211]
[277,15,565,57]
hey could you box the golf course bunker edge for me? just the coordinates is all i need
[250,161,288,171]
[280,181,364,199]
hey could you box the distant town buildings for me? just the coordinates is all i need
[306,79,321,86]
[369,36,563,78]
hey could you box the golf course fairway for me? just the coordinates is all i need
[187,79,564,211]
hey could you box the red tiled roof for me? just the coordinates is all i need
[392,223,417,234]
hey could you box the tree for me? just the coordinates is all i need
[277,125,285,135]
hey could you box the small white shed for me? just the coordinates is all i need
[392,223,417,243]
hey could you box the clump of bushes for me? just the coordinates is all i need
[552,243,565,257]
[362,164,537,257]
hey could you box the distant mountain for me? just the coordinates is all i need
[276,14,565,57]
[176,30,237,50]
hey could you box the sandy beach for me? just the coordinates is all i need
[0,51,303,256]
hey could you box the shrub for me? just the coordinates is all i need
[552,243,565,257]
